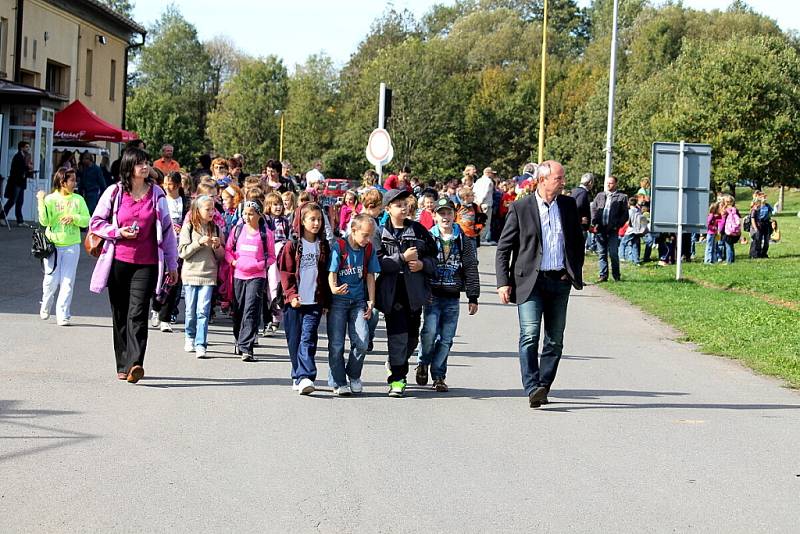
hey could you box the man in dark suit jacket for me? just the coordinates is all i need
[496,160,585,408]
[589,175,629,282]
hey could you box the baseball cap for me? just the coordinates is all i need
[383,188,412,206]
[434,198,456,213]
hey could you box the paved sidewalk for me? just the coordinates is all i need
[1,228,798,532]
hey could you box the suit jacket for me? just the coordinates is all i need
[571,185,592,230]
[496,193,585,303]
[590,190,629,233]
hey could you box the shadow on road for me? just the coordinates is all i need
[0,400,98,463]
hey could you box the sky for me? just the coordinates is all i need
[132,0,800,69]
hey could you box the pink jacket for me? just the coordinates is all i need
[89,184,178,293]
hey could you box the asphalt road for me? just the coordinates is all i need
[1,228,798,533]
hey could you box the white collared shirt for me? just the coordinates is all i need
[535,191,566,271]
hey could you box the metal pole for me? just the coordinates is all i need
[377,82,386,178]
[537,0,548,164]
[676,140,685,281]
[279,113,284,162]
[604,0,619,183]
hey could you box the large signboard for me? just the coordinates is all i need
[650,142,712,234]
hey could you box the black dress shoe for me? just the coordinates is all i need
[529,386,548,408]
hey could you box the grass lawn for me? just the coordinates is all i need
[593,187,800,388]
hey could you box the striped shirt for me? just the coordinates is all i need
[535,191,566,271]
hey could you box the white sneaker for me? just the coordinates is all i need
[150,310,159,327]
[349,378,363,394]
[195,346,206,359]
[56,318,71,327]
[291,381,300,392]
[334,384,352,396]
[184,339,195,352]
[39,310,50,320]
[159,321,173,332]
[297,378,315,395]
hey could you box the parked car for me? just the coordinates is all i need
[320,178,358,206]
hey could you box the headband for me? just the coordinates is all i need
[244,200,263,215]
[224,186,237,198]
[195,195,212,205]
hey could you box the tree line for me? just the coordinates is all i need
[120,0,800,193]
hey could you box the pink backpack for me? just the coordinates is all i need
[724,209,741,236]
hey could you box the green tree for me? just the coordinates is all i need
[617,35,800,192]
[98,0,134,19]
[126,6,213,166]
[206,57,289,172]
[283,54,338,175]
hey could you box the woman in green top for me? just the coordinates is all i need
[36,167,90,326]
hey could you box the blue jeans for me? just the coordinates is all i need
[724,235,736,263]
[517,276,571,395]
[419,296,460,380]
[620,234,640,264]
[595,231,620,280]
[703,235,719,264]
[284,304,322,382]
[184,285,214,348]
[326,299,369,387]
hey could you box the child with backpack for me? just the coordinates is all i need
[326,213,380,396]
[415,198,479,392]
[721,194,741,264]
[279,202,332,395]
[455,186,485,248]
[263,192,291,336]
[376,189,436,398]
[179,195,225,358]
[225,199,276,361]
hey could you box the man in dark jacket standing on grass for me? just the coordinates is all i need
[376,189,437,397]
[590,175,628,282]
[496,160,585,408]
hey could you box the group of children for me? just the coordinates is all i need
[153,169,481,398]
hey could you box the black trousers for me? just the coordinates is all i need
[108,260,157,373]
[152,279,182,322]
[233,277,264,354]
[385,287,423,383]
[749,221,771,258]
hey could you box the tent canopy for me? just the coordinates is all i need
[54,100,138,143]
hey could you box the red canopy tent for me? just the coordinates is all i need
[54,100,138,143]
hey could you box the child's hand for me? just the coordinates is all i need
[363,302,374,320]
[210,236,221,248]
[291,297,301,308]
[231,260,237,267]
[403,247,418,263]
[199,235,211,246]
[332,283,349,295]
[468,303,478,315]
[36,190,46,201]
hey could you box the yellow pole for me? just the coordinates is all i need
[538,0,548,163]
[279,113,285,162]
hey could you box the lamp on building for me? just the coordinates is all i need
[97,35,108,45]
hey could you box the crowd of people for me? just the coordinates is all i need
[28,137,784,406]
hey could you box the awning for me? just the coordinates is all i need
[54,100,138,143]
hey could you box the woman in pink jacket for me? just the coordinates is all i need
[89,148,178,383]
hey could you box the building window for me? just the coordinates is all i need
[20,69,38,87]
[23,36,27,58]
[46,61,69,96]
[0,18,8,77]
[33,39,37,61]
[109,59,116,101]
[84,49,93,96]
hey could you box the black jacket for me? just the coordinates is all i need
[590,190,629,233]
[5,151,30,196]
[496,194,585,303]
[570,185,592,230]
[375,220,437,313]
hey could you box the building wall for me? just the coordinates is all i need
[0,0,129,128]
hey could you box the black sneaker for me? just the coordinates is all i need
[415,364,429,386]
[529,386,548,408]
[433,379,448,392]
[367,341,374,352]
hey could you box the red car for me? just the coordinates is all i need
[321,178,358,206]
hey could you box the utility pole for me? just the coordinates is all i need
[537,0,548,163]
[604,0,620,186]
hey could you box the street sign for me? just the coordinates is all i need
[366,127,393,166]
[651,141,712,280]
[651,142,712,234]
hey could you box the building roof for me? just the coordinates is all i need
[46,0,147,39]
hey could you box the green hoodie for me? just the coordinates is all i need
[38,191,90,247]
